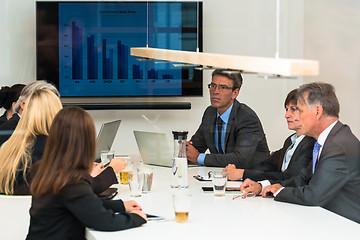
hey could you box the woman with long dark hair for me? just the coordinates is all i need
[27,107,146,239]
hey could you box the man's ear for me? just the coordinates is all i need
[315,105,324,120]
[232,88,240,100]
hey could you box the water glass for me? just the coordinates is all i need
[142,171,153,193]
[212,171,227,197]
[100,150,114,166]
[128,171,144,197]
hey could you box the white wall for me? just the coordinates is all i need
[1,0,358,158]
[303,0,360,138]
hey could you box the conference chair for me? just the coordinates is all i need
[0,194,31,239]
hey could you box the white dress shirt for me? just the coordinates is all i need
[281,134,305,172]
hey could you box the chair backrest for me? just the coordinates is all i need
[0,195,31,239]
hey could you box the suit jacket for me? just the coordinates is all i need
[13,135,117,195]
[242,135,316,182]
[275,121,360,223]
[0,113,20,146]
[0,111,8,125]
[13,135,48,194]
[191,100,270,168]
[26,176,146,240]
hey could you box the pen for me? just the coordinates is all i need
[232,192,255,200]
[232,194,244,200]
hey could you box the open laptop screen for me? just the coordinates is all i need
[134,131,173,167]
[95,120,121,161]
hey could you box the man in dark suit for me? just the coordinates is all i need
[186,69,270,168]
[223,89,316,182]
[241,82,360,223]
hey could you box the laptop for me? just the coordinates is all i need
[95,120,121,161]
[133,131,198,168]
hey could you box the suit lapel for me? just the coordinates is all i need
[315,121,343,171]
[224,100,239,153]
[286,135,304,169]
[320,121,343,159]
[283,135,293,149]
[206,110,217,153]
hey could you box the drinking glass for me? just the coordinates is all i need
[100,150,114,166]
[119,157,133,184]
[128,171,144,197]
[212,171,227,197]
[172,190,191,222]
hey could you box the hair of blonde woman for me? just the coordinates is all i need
[0,89,63,194]
[13,80,59,114]
[31,106,96,197]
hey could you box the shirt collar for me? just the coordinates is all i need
[291,134,305,145]
[217,102,234,124]
[317,120,338,146]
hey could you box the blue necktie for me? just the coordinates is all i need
[312,141,321,173]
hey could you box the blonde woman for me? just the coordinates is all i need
[0,87,125,195]
[0,89,62,195]
[0,80,59,145]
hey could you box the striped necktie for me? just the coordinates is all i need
[312,141,321,173]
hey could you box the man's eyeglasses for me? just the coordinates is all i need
[207,83,235,91]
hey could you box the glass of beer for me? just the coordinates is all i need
[172,190,191,222]
[119,157,133,184]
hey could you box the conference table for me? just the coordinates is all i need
[86,166,360,240]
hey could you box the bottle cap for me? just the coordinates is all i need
[172,131,188,140]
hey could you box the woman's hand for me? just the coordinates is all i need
[124,200,142,212]
[130,210,147,221]
[108,158,128,173]
[124,200,147,221]
[90,162,105,177]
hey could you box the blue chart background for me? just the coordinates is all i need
[58,2,195,97]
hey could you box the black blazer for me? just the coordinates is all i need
[13,135,117,195]
[13,135,48,194]
[275,121,360,223]
[0,113,19,146]
[242,135,316,182]
[26,176,146,240]
[191,100,270,168]
[0,111,8,125]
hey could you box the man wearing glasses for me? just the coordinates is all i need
[186,69,270,168]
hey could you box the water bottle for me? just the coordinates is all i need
[171,131,189,188]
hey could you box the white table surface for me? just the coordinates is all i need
[87,166,360,240]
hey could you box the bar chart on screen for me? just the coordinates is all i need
[58,2,185,97]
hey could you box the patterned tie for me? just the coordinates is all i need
[312,141,321,173]
[217,116,224,154]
